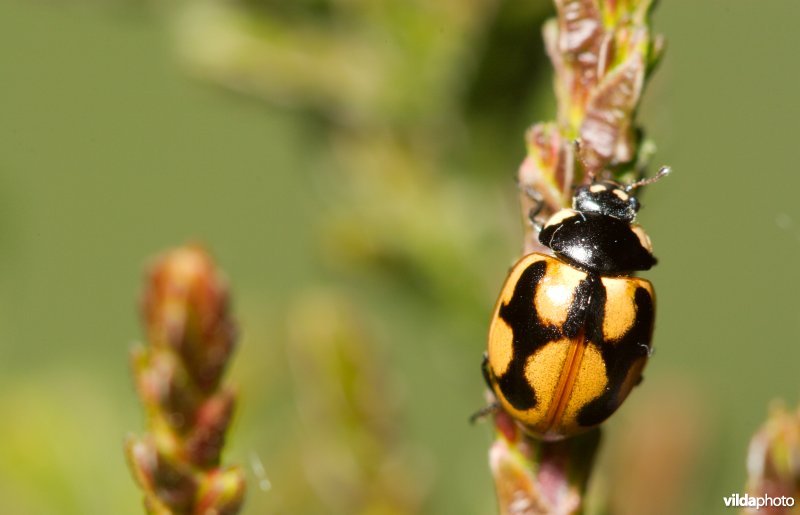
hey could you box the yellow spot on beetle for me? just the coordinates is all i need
[534,263,585,327]
[513,340,571,433]
[558,342,607,434]
[489,253,551,377]
[601,278,638,341]
[613,189,630,201]
[631,225,653,252]
[488,318,514,376]
[543,209,579,229]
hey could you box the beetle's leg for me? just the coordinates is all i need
[521,185,546,232]
[528,207,544,232]
[480,352,492,389]
[631,344,652,387]
[469,402,499,424]
[470,354,499,424]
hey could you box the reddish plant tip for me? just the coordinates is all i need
[745,403,800,512]
[127,245,245,514]
[142,246,237,391]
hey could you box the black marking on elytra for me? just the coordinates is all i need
[583,274,608,345]
[495,261,560,411]
[539,212,656,275]
[577,286,654,427]
[562,274,604,339]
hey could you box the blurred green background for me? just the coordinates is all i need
[1,1,800,514]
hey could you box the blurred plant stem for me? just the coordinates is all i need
[173,0,496,128]
[159,2,554,512]
[491,1,664,513]
[603,383,708,515]
[743,402,800,515]
[125,246,245,515]
[285,291,425,514]
[169,0,536,311]
[148,0,666,512]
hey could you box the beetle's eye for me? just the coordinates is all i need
[631,197,640,212]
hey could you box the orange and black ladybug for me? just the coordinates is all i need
[483,167,669,440]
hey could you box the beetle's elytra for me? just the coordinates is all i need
[484,173,667,440]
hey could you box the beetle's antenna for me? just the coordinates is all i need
[625,166,671,192]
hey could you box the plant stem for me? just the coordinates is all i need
[518,0,663,253]
[491,409,600,515]
[491,1,664,513]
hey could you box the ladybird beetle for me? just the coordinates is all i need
[483,168,669,440]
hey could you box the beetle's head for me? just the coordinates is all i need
[573,181,639,222]
[573,166,671,223]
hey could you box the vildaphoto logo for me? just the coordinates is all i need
[723,493,795,509]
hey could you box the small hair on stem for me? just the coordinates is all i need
[573,139,598,183]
